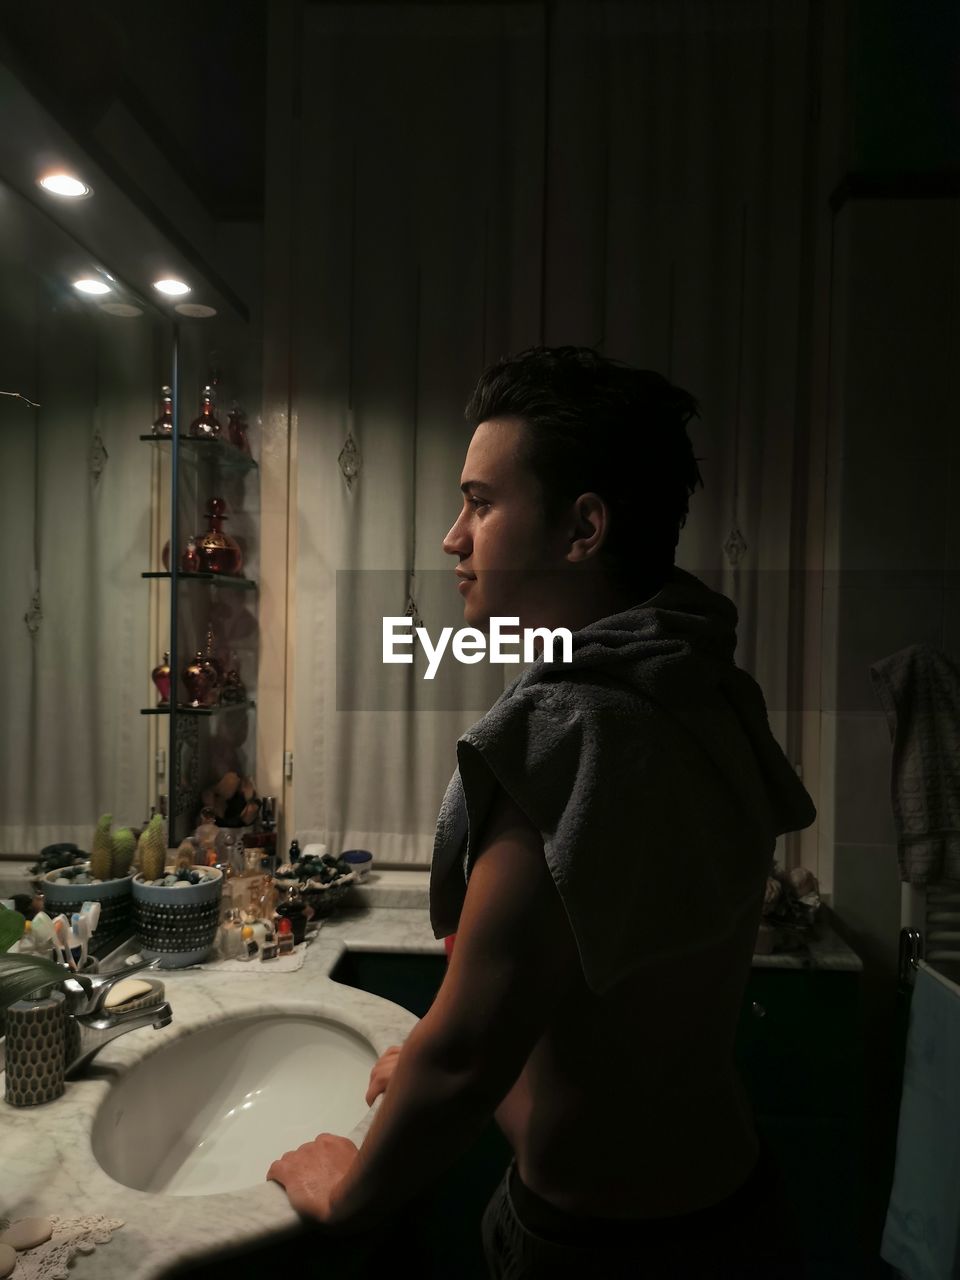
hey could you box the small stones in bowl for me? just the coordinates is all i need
[141,867,219,888]
[49,864,102,886]
[276,851,354,888]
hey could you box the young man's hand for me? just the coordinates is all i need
[267,1134,359,1225]
[366,1044,403,1105]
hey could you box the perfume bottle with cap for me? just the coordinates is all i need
[152,385,174,437]
[189,385,221,439]
[277,916,295,955]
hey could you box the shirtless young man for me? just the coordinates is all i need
[268,347,810,1275]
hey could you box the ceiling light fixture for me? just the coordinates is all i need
[73,278,111,295]
[39,173,91,198]
[153,278,191,296]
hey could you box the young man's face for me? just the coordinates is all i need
[442,417,570,630]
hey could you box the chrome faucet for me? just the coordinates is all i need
[64,964,172,1078]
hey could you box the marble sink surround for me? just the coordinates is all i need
[0,904,444,1280]
[0,870,862,1279]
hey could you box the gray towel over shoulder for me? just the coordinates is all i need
[429,567,817,995]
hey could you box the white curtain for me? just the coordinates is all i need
[0,279,159,855]
[288,0,815,864]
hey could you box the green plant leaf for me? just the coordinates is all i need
[0,953,91,1012]
[0,907,26,953]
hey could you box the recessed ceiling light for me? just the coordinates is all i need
[99,302,144,317]
[174,302,217,318]
[73,278,111,295]
[39,173,91,198]
[153,278,191,296]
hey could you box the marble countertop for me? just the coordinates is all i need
[750,912,863,972]
[0,871,862,1279]
[0,902,444,1280]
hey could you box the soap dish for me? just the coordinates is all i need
[100,979,166,1015]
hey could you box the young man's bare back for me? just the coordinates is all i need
[493,897,762,1220]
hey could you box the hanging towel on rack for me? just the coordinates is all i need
[870,643,960,886]
[881,960,960,1280]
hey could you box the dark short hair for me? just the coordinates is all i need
[464,346,704,586]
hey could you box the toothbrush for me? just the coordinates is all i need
[80,900,101,937]
[72,912,89,969]
[52,915,77,970]
[51,915,71,968]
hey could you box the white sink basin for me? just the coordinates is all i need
[91,1014,377,1195]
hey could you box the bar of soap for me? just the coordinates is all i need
[103,978,153,1009]
[0,1216,52,1249]
[0,1243,15,1276]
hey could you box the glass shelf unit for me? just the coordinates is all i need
[139,433,258,473]
[142,571,257,590]
[143,335,261,846]
[141,700,257,717]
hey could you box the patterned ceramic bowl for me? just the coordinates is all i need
[132,867,223,967]
[42,865,135,948]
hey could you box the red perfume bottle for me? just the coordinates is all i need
[152,385,173,437]
[151,652,172,706]
[182,651,220,708]
[189,385,221,439]
[197,497,243,575]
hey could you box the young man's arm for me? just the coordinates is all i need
[267,784,583,1231]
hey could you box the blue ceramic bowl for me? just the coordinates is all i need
[340,850,374,880]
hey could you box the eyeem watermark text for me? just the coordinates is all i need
[383,616,573,680]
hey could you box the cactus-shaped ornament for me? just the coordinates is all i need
[112,827,137,879]
[137,813,167,882]
[90,813,114,881]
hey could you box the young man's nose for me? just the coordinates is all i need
[442,514,471,558]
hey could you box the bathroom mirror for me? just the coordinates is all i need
[0,174,174,858]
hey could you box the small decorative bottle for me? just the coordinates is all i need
[276,888,307,944]
[181,538,200,573]
[228,831,246,876]
[152,385,174,437]
[217,910,245,959]
[182,651,220,708]
[151,652,172,706]
[196,497,243,575]
[237,924,258,961]
[203,626,225,682]
[277,916,295,956]
[189,385,221,439]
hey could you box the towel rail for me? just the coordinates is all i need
[898,927,923,992]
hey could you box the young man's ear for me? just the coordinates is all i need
[566,493,609,563]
